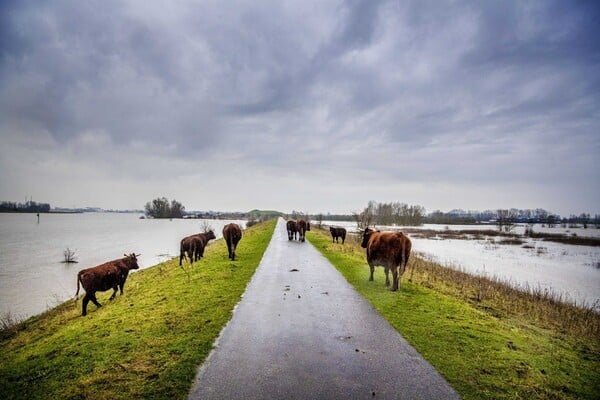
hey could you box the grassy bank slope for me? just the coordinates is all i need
[0,219,276,400]
[308,228,600,400]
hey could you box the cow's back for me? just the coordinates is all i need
[366,232,405,266]
[223,223,242,243]
[79,263,120,292]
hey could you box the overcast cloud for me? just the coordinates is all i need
[1,0,599,215]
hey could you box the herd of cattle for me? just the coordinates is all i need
[285,219,311,242]
[75,223,242,316]
[74,219,412,316]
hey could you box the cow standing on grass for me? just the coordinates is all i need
[223,223,242,260]
[361,228,412,291]
[330,227,347,244]
[179,230,216,266]
[75,253,140,316]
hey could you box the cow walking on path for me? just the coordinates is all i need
[296,219,310,242]
[75,253,140,316]
[286,220,297,241]
[361,228,412,291]
[223,223,242,260]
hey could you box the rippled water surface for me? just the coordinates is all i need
[0,213,245,319]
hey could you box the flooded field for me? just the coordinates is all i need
[319,221,600,307]
[0,213,246,319]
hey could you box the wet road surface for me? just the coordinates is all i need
[189,218,459,399]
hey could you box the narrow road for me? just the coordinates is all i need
[189,218,458,399]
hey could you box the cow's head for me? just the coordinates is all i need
[124,253,141,270]
[207,230,216,240]
[360,228,375,248]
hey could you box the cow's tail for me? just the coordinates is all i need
[75,272,81,298]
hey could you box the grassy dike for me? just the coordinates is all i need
[0,219,276,400]
[307,227,600,400]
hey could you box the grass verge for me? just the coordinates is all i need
[0,219,276,400]
[307,227,600,400]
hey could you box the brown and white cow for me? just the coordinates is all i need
[223,223,242,260]
[75,253,140,316]
[329,226,347,244]
[361,228,412,291]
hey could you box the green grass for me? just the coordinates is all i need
[0,219,276,400]
[307,228,600,400]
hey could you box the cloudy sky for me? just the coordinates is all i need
[1,0,598,216]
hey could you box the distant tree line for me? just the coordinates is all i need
[353,201,426,229]
[0,200,50,213]
[144,197,185,219]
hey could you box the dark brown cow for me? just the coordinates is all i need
[179,235,202,265]
[329,226,347,244]
[223,223,242,260]
[296,219,308,242]
[75,253,140,316]
[194,230,216,260]
[361,228,412,291]
[179,230,216,266]
[286,220,297,241]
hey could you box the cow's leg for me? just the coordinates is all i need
[90,292,102,308]
[120,276,128,295]
[342,235,345,244]
[179,251,184,266]
[384,267,390,286]
[408,259,415,281]
[369,263,375,281]
[82,293,90,316]
[391,267,399,291]
[109,285,118,300]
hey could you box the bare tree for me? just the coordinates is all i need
[496,209,517,232]
[316,213,324,228]
[62,248,78,263]
[200,221,213,233]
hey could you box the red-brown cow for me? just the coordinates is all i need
[179,230,216,266]
[75,253,140,316]
[223,223,242,260]
[361,228,412,291]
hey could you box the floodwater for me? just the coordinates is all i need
[320,221,600,308]
[0,213,246,320]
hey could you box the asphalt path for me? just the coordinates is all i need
[189,218,459,399]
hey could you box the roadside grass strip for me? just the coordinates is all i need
[0,219,276,400]
[307,227,600,400]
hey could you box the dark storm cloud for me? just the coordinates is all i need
[0,0,599,214]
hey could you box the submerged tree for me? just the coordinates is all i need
[144,197,186,218]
